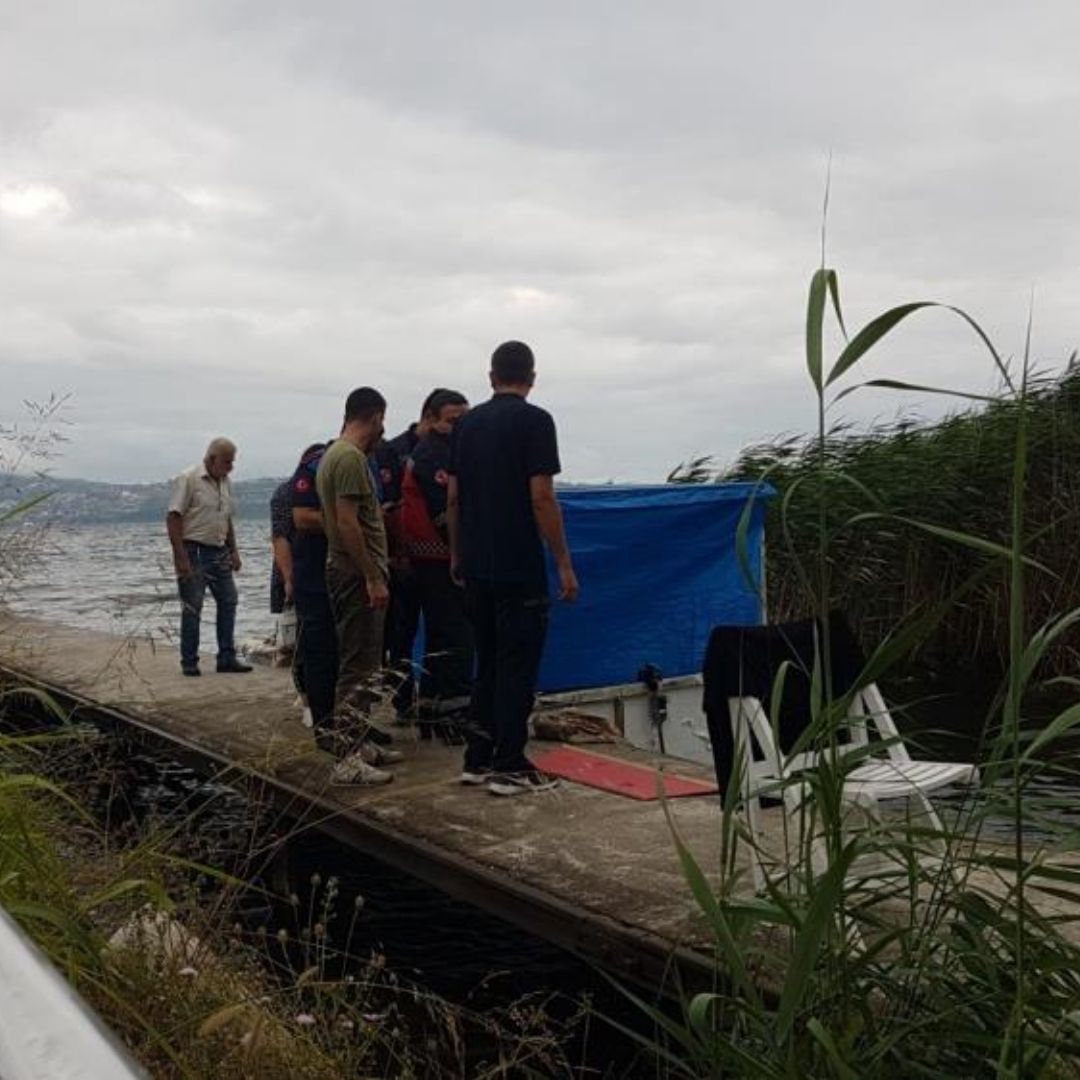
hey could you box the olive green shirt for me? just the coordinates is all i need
[316,439,389,578]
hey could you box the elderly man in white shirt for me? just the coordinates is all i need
[166,437,251,676]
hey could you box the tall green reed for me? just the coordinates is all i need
[698,361,1080,678]
[618,269,1080,1078]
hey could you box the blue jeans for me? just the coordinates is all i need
[177,541,238,668]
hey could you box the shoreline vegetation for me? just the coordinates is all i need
[638,271,1080,1077]
[0,711,586,1078]
[674,362,1080,680]
[2,266,1080,1077]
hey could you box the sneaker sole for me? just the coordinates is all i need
[488,780,559,797]
[330,773,394,786]
[459,772,491,786]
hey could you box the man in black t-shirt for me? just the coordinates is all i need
[447,341,579,796]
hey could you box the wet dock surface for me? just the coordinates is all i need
[0,613,732,989]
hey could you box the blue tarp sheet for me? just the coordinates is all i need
[538,483,773,692]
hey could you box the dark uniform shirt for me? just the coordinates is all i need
[401,431,453,561]
[290,442,329,596]
[449,394,561,591]
[412,431,453,535]
[373,425,418,507]
[269,480,294,613]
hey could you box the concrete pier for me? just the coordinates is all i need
[0,613,734,991]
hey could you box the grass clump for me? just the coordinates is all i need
[0,701,585,1079]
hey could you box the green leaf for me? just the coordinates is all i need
[734,478,771,598]
[1018,608,1080,688]
[848,512,1053,574]
[806,1017,861,1080]
[1022,702,1080,763]
[0,491,53,524]
[78,878,173,915]
[833,379,999,406]
[687,993,720,1041]
[806,269,829,392]
[661,799,761,1009]
[825,302,936,388]
[775,840,856,1043]
[826,269,847,342]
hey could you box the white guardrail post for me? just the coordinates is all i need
[0,906,147,1079]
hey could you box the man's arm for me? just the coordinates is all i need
[272,537,294,601]
[446,475,462,586]
[335,496,389,608]
[165,512,193,578]
[292,507,324,532]
[529,475,579,602]
[226,519,241,572]
[166,472,193,578]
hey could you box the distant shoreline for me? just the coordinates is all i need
[0,475,286,526]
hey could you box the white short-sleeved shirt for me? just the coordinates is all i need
[168,463,234,546]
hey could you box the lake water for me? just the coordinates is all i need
[4,518,278,654]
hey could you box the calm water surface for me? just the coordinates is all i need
[6,519,277,653]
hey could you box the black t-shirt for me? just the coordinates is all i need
[290,443,329,596]
[449,394,561,590]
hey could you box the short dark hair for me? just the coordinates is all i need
[420,387,450,417]
[491,340,535,385]
[422,389,468,418]
[343,387,386,424]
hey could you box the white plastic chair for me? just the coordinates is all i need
[705,619,979,893]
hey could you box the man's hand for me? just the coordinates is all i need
[366,577,390,609]
[174,553,195,580]
[284,577,294,604]
[557,562,579,603]
[450,558,465,588]
[230,549,242,573]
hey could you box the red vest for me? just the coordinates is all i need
[400,463,449,561]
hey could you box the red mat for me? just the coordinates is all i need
[531,746,719,801]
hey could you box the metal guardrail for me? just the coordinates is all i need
[0,905,147,1079]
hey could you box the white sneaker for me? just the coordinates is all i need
[359,741,405,766]
[300,707,314,729]
[329,751,393,786]
[488,770,560,797]
[460,767,492,786]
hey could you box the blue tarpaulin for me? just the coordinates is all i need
[538,483,773,692]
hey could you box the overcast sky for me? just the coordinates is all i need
[1,1,1077,483]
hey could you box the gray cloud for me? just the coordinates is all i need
[1,0,1078,483]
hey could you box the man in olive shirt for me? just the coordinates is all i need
[316,387,402,785]
[166,437,251,677]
